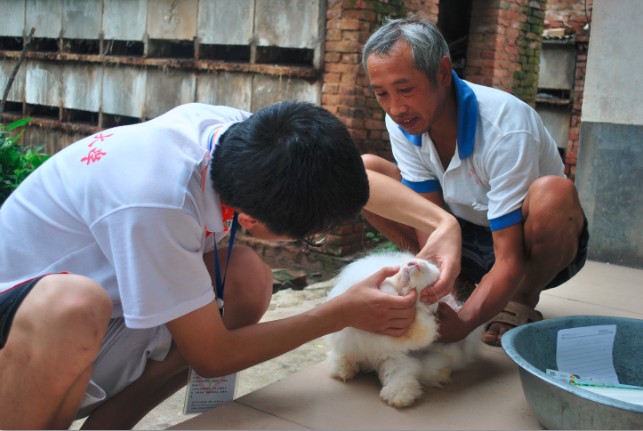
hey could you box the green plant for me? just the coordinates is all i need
[0,117,50,205]
[364,230,398,252]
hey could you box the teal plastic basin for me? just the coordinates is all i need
[502,315,643,429]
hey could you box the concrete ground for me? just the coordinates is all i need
[173,260,643,430]
[73,259,643,429]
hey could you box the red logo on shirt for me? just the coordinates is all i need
[81,148,107,165]
[81,133,114,165]
[88,133,113,146]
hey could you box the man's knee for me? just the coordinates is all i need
[525,177,583,230]
[527,176,582,213]
[13,274,112,353]
[524,177,584,264]
[38,274,112,326]
[0,274,111,427]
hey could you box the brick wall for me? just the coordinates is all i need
[465,0,591,179]
[564,38,587,180]
[544,0,593,179]
[545,0,592,33]
[323,0,380,157]
[403,0,439,21]
[465,0,545,107]
[465,0,522,92]
[512,0,546,104]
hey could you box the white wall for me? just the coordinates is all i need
[577,0,643,268]
[582,0,643,126]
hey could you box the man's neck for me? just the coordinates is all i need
[429,83,458,170]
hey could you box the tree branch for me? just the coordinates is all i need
[0,27,36,119]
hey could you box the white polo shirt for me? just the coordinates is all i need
[0,103,250,328]
[388,72,564,230]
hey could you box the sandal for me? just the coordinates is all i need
[482,300,543,346]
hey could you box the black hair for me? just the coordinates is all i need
[210,101,369,239]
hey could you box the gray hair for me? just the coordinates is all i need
[362,17,451,86]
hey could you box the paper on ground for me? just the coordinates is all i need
[556,324,643,406]
[556,324,619,384]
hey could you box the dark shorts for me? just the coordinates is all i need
[0,276,45,349]
[457,215,589,289]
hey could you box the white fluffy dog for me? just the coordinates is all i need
[326,251,483,408]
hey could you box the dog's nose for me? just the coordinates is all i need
[405,261,419,272]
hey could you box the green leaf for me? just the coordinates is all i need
[0,117,49,205]
[7,117,32,131]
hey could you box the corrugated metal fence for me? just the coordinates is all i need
[0,0,324,150]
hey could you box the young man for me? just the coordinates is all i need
[0,101,460,429]
[361,18,589,346]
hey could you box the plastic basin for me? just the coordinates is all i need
[501,315,643,429]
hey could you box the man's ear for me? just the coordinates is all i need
[438,56,453,86]
[236,213,259,231]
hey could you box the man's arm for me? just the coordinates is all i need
[364,170,462,301]
[166,265,417,378]
[438,222,526,342]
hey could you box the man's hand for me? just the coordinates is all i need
[435,302,470,343]
[337,266,418,337]
[362,170,462,304]
[417,218,462,304]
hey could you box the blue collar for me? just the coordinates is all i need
[398,71,478,160]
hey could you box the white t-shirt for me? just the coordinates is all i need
[0,103,251,328]
[389,72,564,230]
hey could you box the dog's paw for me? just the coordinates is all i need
[419,352,453,387]
[327,355,360,381]
[379,381,423,408]
[421,366,452,388]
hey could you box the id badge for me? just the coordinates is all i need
[183,368,237,414]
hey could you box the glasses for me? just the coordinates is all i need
[300,231,330,247]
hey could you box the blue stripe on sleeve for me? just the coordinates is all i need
[489,208,523,231]
[401,178,442,194]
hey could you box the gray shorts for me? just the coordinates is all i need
[1,278,173,419]
[76,318,172,418]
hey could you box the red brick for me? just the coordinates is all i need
[326,29,342,41]
[340,53,360,64]
[337,18,362,31]
[324,52,341,63]
[322,83,340,94]
[324,72,341,84]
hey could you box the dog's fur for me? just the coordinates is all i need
[326,251,483,408]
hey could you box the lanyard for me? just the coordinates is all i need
[208,125,238,316]
[213,211,238,316]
